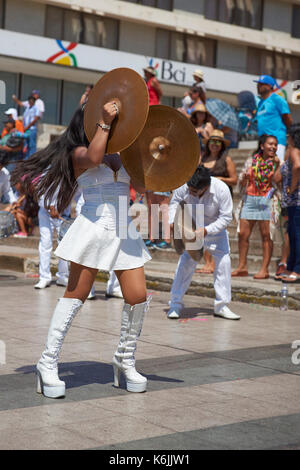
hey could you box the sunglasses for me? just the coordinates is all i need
[209,139,222,145]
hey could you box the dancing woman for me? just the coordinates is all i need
[12,102,151,398]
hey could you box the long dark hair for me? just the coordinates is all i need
[288,123,300,150]
[11,107,89,214]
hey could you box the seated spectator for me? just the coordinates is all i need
[0,153,17,205]
[80,84,94,106]
[0,118,24,173]
[6,179,39,237]
[2,108,24,137]
[180,87,205,118]
[232,135,281,279]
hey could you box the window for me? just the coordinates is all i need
[61,81,85,126]
[156,29,216,67]
[0,71,18,118]
[0,0,5,28]
[45,6,119,50]
[205,0,263,30]
[247,47,300,81]
[119,0,173,10]
[292,5,300,38]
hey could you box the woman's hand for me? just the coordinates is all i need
[102,101,119,126]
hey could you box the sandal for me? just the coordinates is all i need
[231,270,249,277]
[274,263,287,280]
[285,273,300,284]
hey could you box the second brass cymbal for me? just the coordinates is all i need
[120,105,200,192]
[84,68,149,153]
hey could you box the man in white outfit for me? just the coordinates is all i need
[168,165,240,320]
[35,194,69,289]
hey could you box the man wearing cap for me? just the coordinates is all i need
[143,66,162,106]
[1,109,24,137]
[255,75,292,162]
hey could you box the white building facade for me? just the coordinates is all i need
[0,0,299,126]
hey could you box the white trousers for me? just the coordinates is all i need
[107,270,122,294]
[170,231,232,313]
[38,207,69,282]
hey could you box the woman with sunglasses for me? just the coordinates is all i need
[197,130,237,274]
[232,135,280,279]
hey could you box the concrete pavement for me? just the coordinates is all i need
[0,270,300,450]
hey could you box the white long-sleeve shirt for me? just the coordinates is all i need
[0,168,17,204]
[169,177,232,236]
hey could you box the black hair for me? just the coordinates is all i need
[11,107,89,213]
[254,134,278,155]
[0,151,9,166]
[5,118,15,127]
[187,165,211,190]
[288,123,300,150]
[28,95,36,102]
[190,110,208,127]
[191,87,201,95]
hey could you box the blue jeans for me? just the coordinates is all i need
[25,128,37,159]
[287,206,300,274]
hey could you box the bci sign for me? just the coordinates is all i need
[159,60,187,85]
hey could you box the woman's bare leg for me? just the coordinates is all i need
[232,219,256,275]
[64,262,98,302]
[254,221,273,278]
[115,266,147,306]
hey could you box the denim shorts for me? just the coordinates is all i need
[240,195,271,221]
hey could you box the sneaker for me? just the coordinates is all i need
[34,279,51,289]
[167,307,181,319]
[56,278,68,287]
[13,231,28,238]
[214,306,240,320]
[156,241,171,250]
[145,239,156,248]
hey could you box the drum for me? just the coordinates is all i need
[57,217,76,242]
[0,211,17,238]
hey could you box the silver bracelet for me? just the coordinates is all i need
[96,122,111,131]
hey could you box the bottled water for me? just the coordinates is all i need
[280,284,288,311]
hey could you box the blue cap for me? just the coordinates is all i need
[253,75,279,88]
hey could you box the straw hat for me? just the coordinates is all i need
[190,103,207,116]
[204,129,230,147]
[143,66,156,76]
[193,69,204,80]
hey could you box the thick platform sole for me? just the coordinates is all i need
[113,364,147,393]
[36,371,66,399]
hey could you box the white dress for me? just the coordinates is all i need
[54,164,151,271]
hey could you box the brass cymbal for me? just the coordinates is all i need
[84,68,149,153]
[120,105,200,191]
[173,201,203,262]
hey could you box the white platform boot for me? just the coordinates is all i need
[36,297,83,398]
[113,297,151,393]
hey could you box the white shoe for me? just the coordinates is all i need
[87,285,96,300]
[34,279,51,289]
[56,278,68,287]
[106,289,123,299]
[214,306,240,320]
[167,308,181,319]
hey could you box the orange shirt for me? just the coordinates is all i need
[246,166,274,197]
[1,120,24,138]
